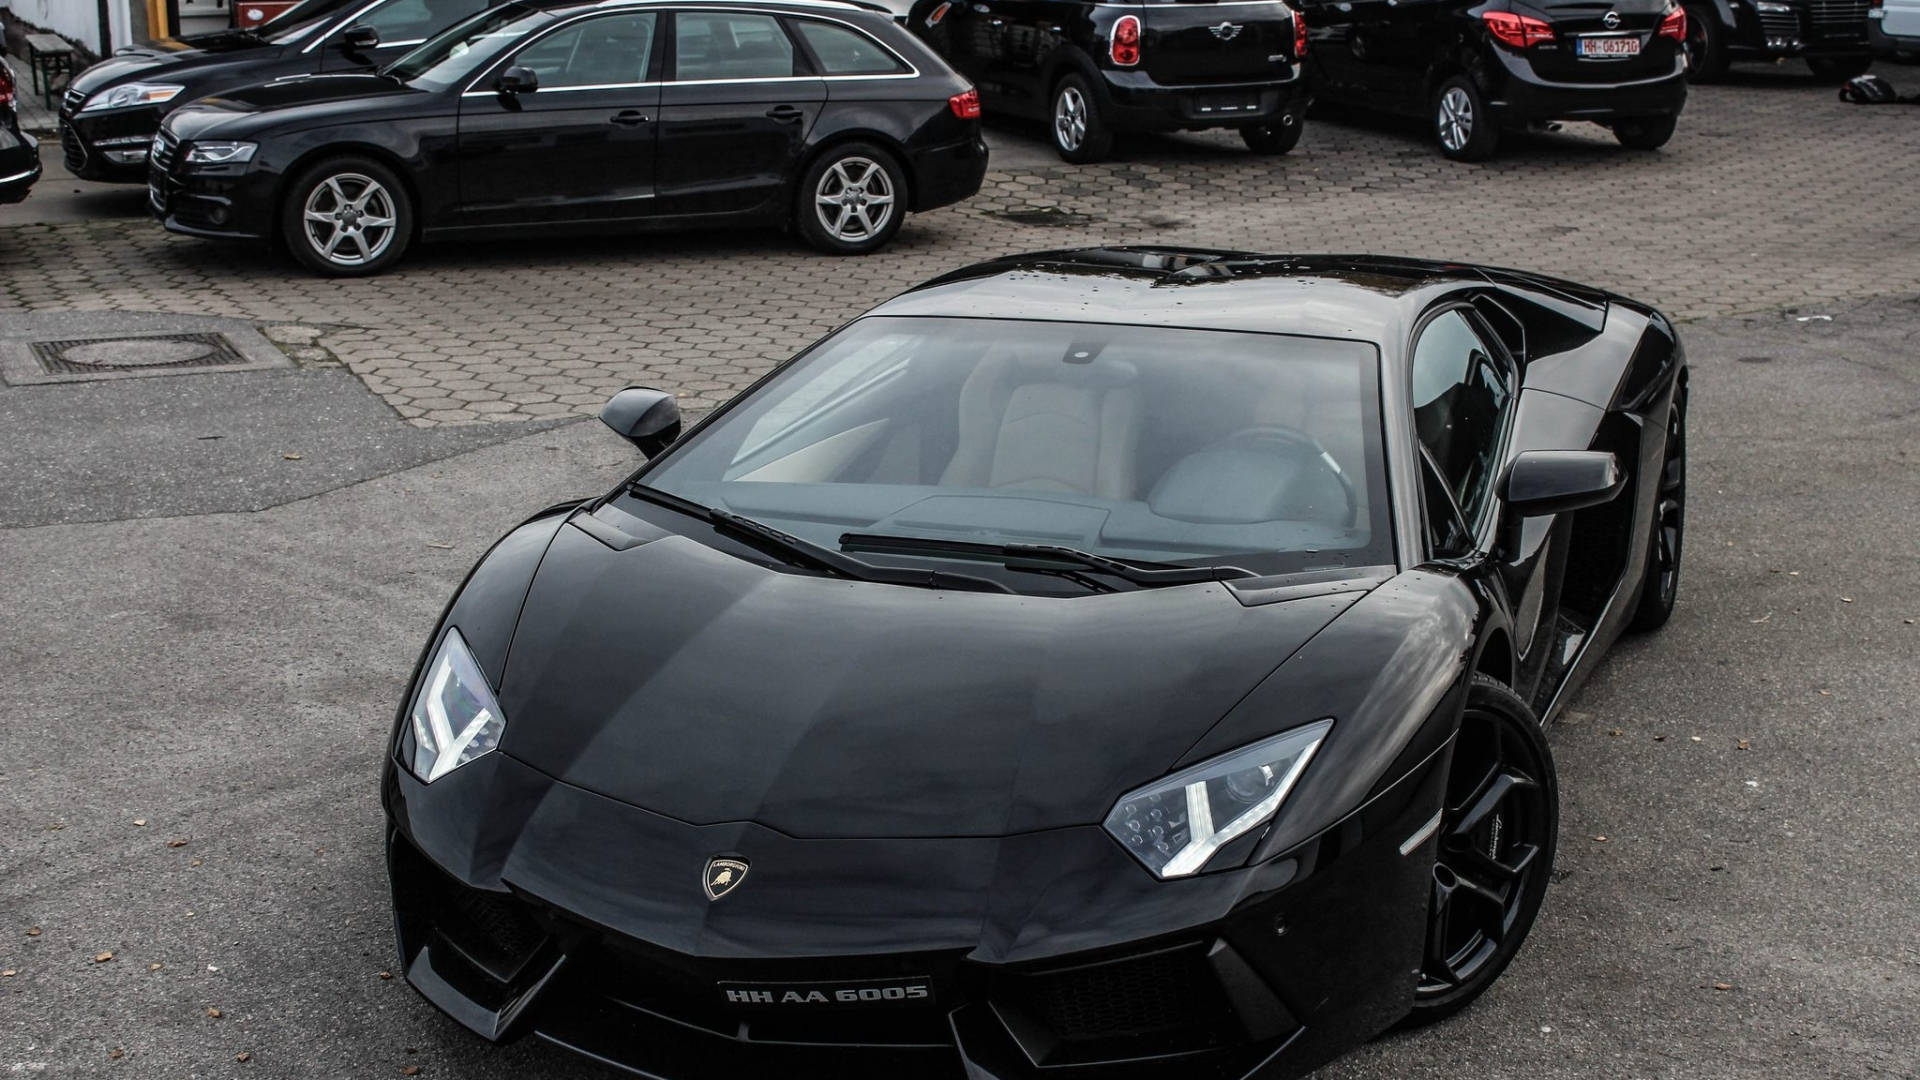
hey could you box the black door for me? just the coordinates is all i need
[1298,0,1370,98]
[655,10,826,217]
[973,0,1067,110]
[1353,0,1450,111]
[454,11,663,226]
[316,0,494,71]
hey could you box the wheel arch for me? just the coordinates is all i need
[271,141,427,244]
[792,130,918,216]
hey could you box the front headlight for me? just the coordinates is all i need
[406,628,506,782]
[184,141,257,164]
[1104,719,1332,879]
[80,82,185,112]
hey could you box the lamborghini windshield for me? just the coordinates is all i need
[641,317,1393,577]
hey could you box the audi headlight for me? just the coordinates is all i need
[184,141,257,164]
[80,82,185,112]
[406,629,506,782]
[1104,719,1332,879]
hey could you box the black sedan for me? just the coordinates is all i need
[59,0,509,182]
[906,0,1311,162]
[150,0,986,274]
[1,59,39,205]
[383,247,1687,1079]
[1301,0,1690,160]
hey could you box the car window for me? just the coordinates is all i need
[674,12,798,80]
[354,0,490,43]
[1410,309,1514,532]
[512,12,658,88]
[791,19,908,75]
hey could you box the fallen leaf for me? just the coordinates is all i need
[167,839,189,848]
[1738,739,1751,751]
[1592,835,1609,842]
[1713,982,1734,991]
[1690,736,1703,743]
[1840,597,1854,603]
[1608,728,1624,737]
[1653,734,1668,742]
[378,971,393,981]
[109,1049,124,1060]
[1,969,16,977]
[1819,689,1832,696]
[425,542,454,550]
[1750,613,1771,624]
[190,859,204,868]
[1788,571,1800,576]
[207,1008,223,1019]
[236,1052,252,1063]
[401,1068,422,1077]
[148,963,163,971]
[94,952,114,963]
[132,819,147,827]
[25,927,41,937]
[282,452,303,461]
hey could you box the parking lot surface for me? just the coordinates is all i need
[3,63,1918,1080]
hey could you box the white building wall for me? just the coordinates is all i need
[5,0,136,52]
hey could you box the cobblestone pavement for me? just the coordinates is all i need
[3,74,1918,424]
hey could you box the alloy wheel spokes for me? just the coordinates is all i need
[1056,88,1085,150]
[815,157,893,242]
[1448,766,1536,840]
[303,172,395,267]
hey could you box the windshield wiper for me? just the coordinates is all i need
[622,483,1011,593]
[838,533,1256,587]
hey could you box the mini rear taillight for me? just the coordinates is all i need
[1111,14,1142,66]
[1482,10,1556,47]
[949,87,981,119]
[1290,5,1308,57]
[0,64,14,109]
[1657,5,1687,39]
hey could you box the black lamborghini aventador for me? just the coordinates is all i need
[383,247,1688,1079]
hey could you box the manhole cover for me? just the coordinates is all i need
[2,329,288,385]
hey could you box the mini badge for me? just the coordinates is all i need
[704,857,749,901]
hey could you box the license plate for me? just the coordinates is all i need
[718,977,934,1009]
[1192,93,1261,116]
[1577,35,1642,58]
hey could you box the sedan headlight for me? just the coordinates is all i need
[1104,719,1332,879]
[184,141,257,165]
[80,82,185,112]
[406,629,506,782]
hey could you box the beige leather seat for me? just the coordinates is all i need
[939,348,1141,499]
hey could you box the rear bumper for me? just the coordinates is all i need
[0,136,38,205]
[1488,53,1689,124]
[907,133,988,212]
[382,747,1449,1080]
[1099,70,1311,133]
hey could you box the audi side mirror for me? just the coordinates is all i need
[341,24,381,52]
[496,66,539,95]
[601,388,682,458]
[1503,450,1624,517]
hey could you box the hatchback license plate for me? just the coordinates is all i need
[1577,35,1642,57]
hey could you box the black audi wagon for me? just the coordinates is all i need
[149,0,988,274]
[1300,0,1689,160]
[906,0,1312,162]
[1680,0,1873,81]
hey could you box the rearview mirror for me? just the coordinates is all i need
[496,66,539,95]
[340,24,380,52]
[1503,450,1624,517]
[601,388,682,458]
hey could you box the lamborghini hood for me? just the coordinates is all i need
[493,519,1369,839]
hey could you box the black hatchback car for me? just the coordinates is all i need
[2,59,39,205]
[60,0,509,182]
[906,0,1311,162]
[150,0,988,274]
[1301,0,1689,160]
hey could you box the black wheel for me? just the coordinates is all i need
[1051,73,1114,164]
[794,142,906,255]
[1613,113,1678,150]
[1240,114,1303,155]
[279,155,412,277]
[1681,3,1729,82]
[1403,675,1558,1026]
[1628,387,1687,632]
[1432,75,1500,162]
[1806,54,1874,82]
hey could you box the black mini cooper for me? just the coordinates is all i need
[907,0,1311,162]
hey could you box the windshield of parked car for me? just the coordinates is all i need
[640,316,1393,579]
[261,0,367,43]
[384,3,551,89]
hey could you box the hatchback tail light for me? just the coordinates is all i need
[0,63,14,110]
[1111,14,1142,66]
[949,87,981,119]
[1483,11,1555,47]
[1657,5,1687,39]
[1291,5,1308,56]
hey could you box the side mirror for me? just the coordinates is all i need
[1503,450,1624,517]
[496,65,539,95]
[340,24,381,52]
[600,388,682,458]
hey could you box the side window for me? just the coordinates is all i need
[354,0,488,44]
[791,19,908,75]
[674,12,798,80]
[1410,309,1514,535]
[512,12,657,88]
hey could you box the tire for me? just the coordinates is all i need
[1240,114,1304,155]
[1401,675,1559,1027]
[1432,75,1500,162]
[1613,113,1678,150]
[1681,3,1729,83]
[1051,73,1114,164]
[1806,54,1873,82]
[793,142,907,256]
[1628,386,1687,632]
[279,155,412,277]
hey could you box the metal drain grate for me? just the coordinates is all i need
[31,333,252,375]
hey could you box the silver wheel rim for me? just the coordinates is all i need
[1438,87,1474,152]
[301,172,397,267]
[813,156,895,243]
[1054,85,1088,151]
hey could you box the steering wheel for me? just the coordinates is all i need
[1211,425,1362,531]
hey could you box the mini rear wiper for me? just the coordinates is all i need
[623,483,1011,593]
[839,533,1256,587]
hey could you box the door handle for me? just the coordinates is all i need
[766,105,806,123]
[610,110,650,126]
